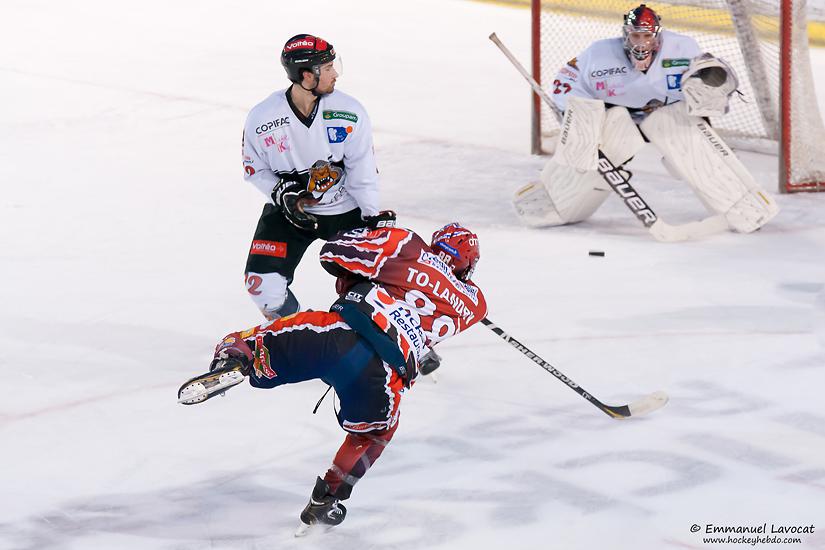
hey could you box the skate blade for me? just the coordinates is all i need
[295,521,322,538]
[178,381,209,404]
[294,520,338,538]
[177,370,245,405]
[294,521,311,537]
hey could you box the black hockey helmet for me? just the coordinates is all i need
[281,34,336,84]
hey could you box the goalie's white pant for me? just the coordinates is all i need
[640,102,779,233]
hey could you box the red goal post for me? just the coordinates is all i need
[531,0,825,193]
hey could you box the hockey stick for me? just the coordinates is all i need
[488,32,728,243]
[481,318,668,419]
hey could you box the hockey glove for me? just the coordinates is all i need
[363,210,397,229]
[272,178,319,231]
[210,332,254,375]
[418,348,442,376]
[681,53,739,117]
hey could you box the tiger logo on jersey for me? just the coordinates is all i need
[308,159,343,196]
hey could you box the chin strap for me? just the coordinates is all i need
[299,78,318,93]
[301,79,328,98]
[298,70,327,97]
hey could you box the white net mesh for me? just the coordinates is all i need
[535,0,825,191]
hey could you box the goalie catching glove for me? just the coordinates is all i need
[681,53,739,118]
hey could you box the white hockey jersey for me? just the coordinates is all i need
[551,30,703,115]
[242,88,379,216]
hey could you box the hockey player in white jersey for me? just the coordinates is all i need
[242,34,393,319]
[514,4,778,237]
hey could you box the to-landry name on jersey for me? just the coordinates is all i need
[406,250,479,323]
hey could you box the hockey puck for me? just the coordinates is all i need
[588,250,605,257]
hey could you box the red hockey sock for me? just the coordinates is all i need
[323,422,398,499]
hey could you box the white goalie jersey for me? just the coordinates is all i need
[242,88,380,217]
[551,30,702,115]
[515,28,778,238]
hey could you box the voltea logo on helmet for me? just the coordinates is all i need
[285,38,315,51]
[281,34,336,86]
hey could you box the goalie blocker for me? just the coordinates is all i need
[514,95,778,235]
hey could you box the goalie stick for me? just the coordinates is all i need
[481,318,668,419]
[488,32,728,243]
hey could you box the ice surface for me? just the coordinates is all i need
[2,1,825,549]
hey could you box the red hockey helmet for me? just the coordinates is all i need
[430,223,480,282]
[622,4,662,70]
[281,34,336,84]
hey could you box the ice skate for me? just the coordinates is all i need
[294,477,347,537]
[177,358,248,405]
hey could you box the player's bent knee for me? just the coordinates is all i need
[244,272,300,319]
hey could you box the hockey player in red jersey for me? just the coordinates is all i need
[178,223,486,534]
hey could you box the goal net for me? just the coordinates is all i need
[531,0,825,192]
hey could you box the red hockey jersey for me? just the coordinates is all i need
[320,227,487,351]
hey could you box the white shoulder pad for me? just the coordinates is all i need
[681,53,738,117]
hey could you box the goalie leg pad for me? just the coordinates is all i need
[512,181,565,227]
[640,102,779,233]
[543,161,611,224]
[554,96,606,171]
[601,106,646,166]
[512,163,611,227]
[514,98,626,227]
[726,190,779,234]
[541,161,611,224]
